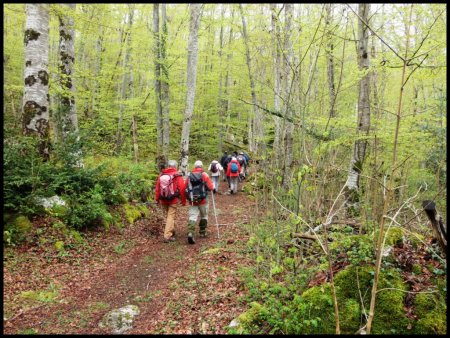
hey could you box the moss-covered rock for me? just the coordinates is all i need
[384,226,404,246]
[413,293,447,334]
[334,264,410,334]
[7,215,33,243]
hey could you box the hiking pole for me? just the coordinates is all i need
[210,189,220,239]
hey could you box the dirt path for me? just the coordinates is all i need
[3,177,257,334]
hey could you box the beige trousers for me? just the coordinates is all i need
[161,204,177,239]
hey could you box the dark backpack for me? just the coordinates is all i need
[186,172,207,202]
[237,155,245,166]
[230,162,239,174]
[211,162,219,173]
[159,174,179,200]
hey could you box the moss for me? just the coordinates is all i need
[371,269,409,334]
[54,240,65,251]
[384,226,404,246]
[49,204,69,218]
[236,302,269,333]
[413,293,447,334]
[69,230,84,244]
[9,215,33,243]
[298,284,335,334]
[334,265,410,334]
[123,203,141,224]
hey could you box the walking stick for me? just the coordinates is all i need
[210,189,220,239]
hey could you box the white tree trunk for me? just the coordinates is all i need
[180,3,202,175]
[58,3,77,138]
[345,4,371,201]
[282,3,294,188]
[23,4,50,160]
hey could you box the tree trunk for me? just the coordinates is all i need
[153,4,163,160]
[239,4,260,155]
[115,5,134,156]
[282,3,294,189]
[180,3,202,176]
[271,4,282,165]
[344,3,371,214]
[161,4,170,161]
[23,4,50,161]
[325,4,336,119]
[132,114,139,163]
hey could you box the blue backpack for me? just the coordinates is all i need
[230,162,238,173]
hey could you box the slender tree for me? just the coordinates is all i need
[23,4,50,160]
[160,3,170,160]
[115,5,134,155]
[282,3,294,188]
[180,3,202,175]
[344,3,371,214]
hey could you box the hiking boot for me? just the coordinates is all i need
[188,232,195,244]
[199,232,207,238]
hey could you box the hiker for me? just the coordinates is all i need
[185,160,214,244]
[208,159,223,193]
[220,151,229,181]
[236,152,248,180]
[155,160,186,243]
[226,156,241,194]
[223,153,233,186]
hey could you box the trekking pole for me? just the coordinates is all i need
[210,190,220,239]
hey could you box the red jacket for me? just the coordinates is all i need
[155,168,186,205]
[226,159,241,177]
[185,167,214,206]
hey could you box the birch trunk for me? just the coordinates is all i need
[344,3,371,212]
[180,3,202,176]
[57,3,77,138]
[23,4,50,160]
[224,9,234,136]
[57,3,83,166]
[282,3,294,188]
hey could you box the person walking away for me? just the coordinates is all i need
[155,160,186,243]
[208,159,223,193]
[185,160,214,244]
[226,156,241,194]
[236,152,247,180]
[220,151,228,181]
[223,153,232,186]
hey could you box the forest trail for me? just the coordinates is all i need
[3,176,258,334]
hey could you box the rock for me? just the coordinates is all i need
[229,318,240,328]
[36,195,66,209]
[99,305,140,334]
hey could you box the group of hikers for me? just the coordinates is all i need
[154,151,251,244]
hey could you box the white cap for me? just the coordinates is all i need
[194,160,203,168]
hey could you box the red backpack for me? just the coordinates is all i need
[159,174,180,200]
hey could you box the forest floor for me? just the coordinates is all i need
[3,177,259,334]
